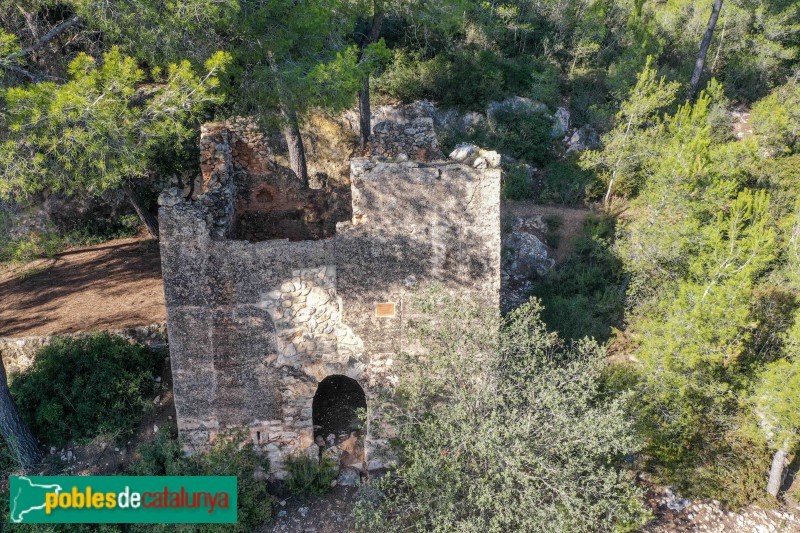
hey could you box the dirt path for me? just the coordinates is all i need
[0,237,165,337]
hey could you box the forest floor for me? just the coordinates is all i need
[0,236,165,337]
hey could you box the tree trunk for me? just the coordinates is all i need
[281,107,309,186]
[0,357,41,472]
[122,180,159,239]
[767,443,790,498]
[689,0,724,100]
[358,77,371,150]
[356,1,385,149]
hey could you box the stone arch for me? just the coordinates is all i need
[312,375,367,446]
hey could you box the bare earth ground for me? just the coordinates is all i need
[503,201,592,264]
[260,486,359,533]
[0,236,165,337]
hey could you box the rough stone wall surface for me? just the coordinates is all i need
[159,120,500,478]
[371,117,444,161]
[198,120,348,242]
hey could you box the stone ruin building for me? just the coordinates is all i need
[158,116,501,478]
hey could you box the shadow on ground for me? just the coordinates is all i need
[0,237,165,337]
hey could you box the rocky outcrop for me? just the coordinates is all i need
[501,215,555,311]
[553,107,571,138]
[486,96,548,121]
[566,125,600,153]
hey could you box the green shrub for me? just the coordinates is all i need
[10,333,160,446]
[536,156,602,205]
[376,49,559,111]
[284,455,337,500]
[127,430,190,477]
[532,214,626,341]
[502,163,534,200]
[127,431,273,532]
[485,107,554,164]
[567,69,612,130]
[356,295,649,532]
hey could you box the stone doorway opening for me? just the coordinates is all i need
[312,375,367,447]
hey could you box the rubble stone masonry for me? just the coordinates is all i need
[158,119,500,477]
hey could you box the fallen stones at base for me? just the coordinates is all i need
[336,467,361,486]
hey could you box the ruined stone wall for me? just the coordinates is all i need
[159,121,500,478]
[371,117,444,161]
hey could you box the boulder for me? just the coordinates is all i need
[449,143,479,162]
[461,111,486,132]
[552,107,570,138]
[337,467,361,486]
[482,150,502,168]
[504,232,554,279]
[486,96,548,121]
[566,125,600,153]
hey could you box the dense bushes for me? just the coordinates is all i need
[376,49,559,111]
[10,333,161,446]
[355,293,649,532]
[127,431,273,532]
[533,213,626,342]
[536,157,602,205]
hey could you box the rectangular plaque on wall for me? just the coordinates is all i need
[375,302,396,317]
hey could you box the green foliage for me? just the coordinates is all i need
[625,189,776,486]
[607,82,793,504]
[10,333,161,446]
[485,108,554,163]
[76,0,238,67]
[127,431,273,532]
[533,213,626,341]
[751,76,800,155]
[753,355,800,452]
[502,163,534,200]
[356,293,649,532]
[0,48,228,199]
[583,56,681,200]
[284,454,337,500]
[0,214,140,264]
[376,49,559,110]
[536,156,602,205]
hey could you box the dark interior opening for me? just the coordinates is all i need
[312,375,367,445]
[229,168,350,242]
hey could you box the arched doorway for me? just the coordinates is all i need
[312,375,367,445]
